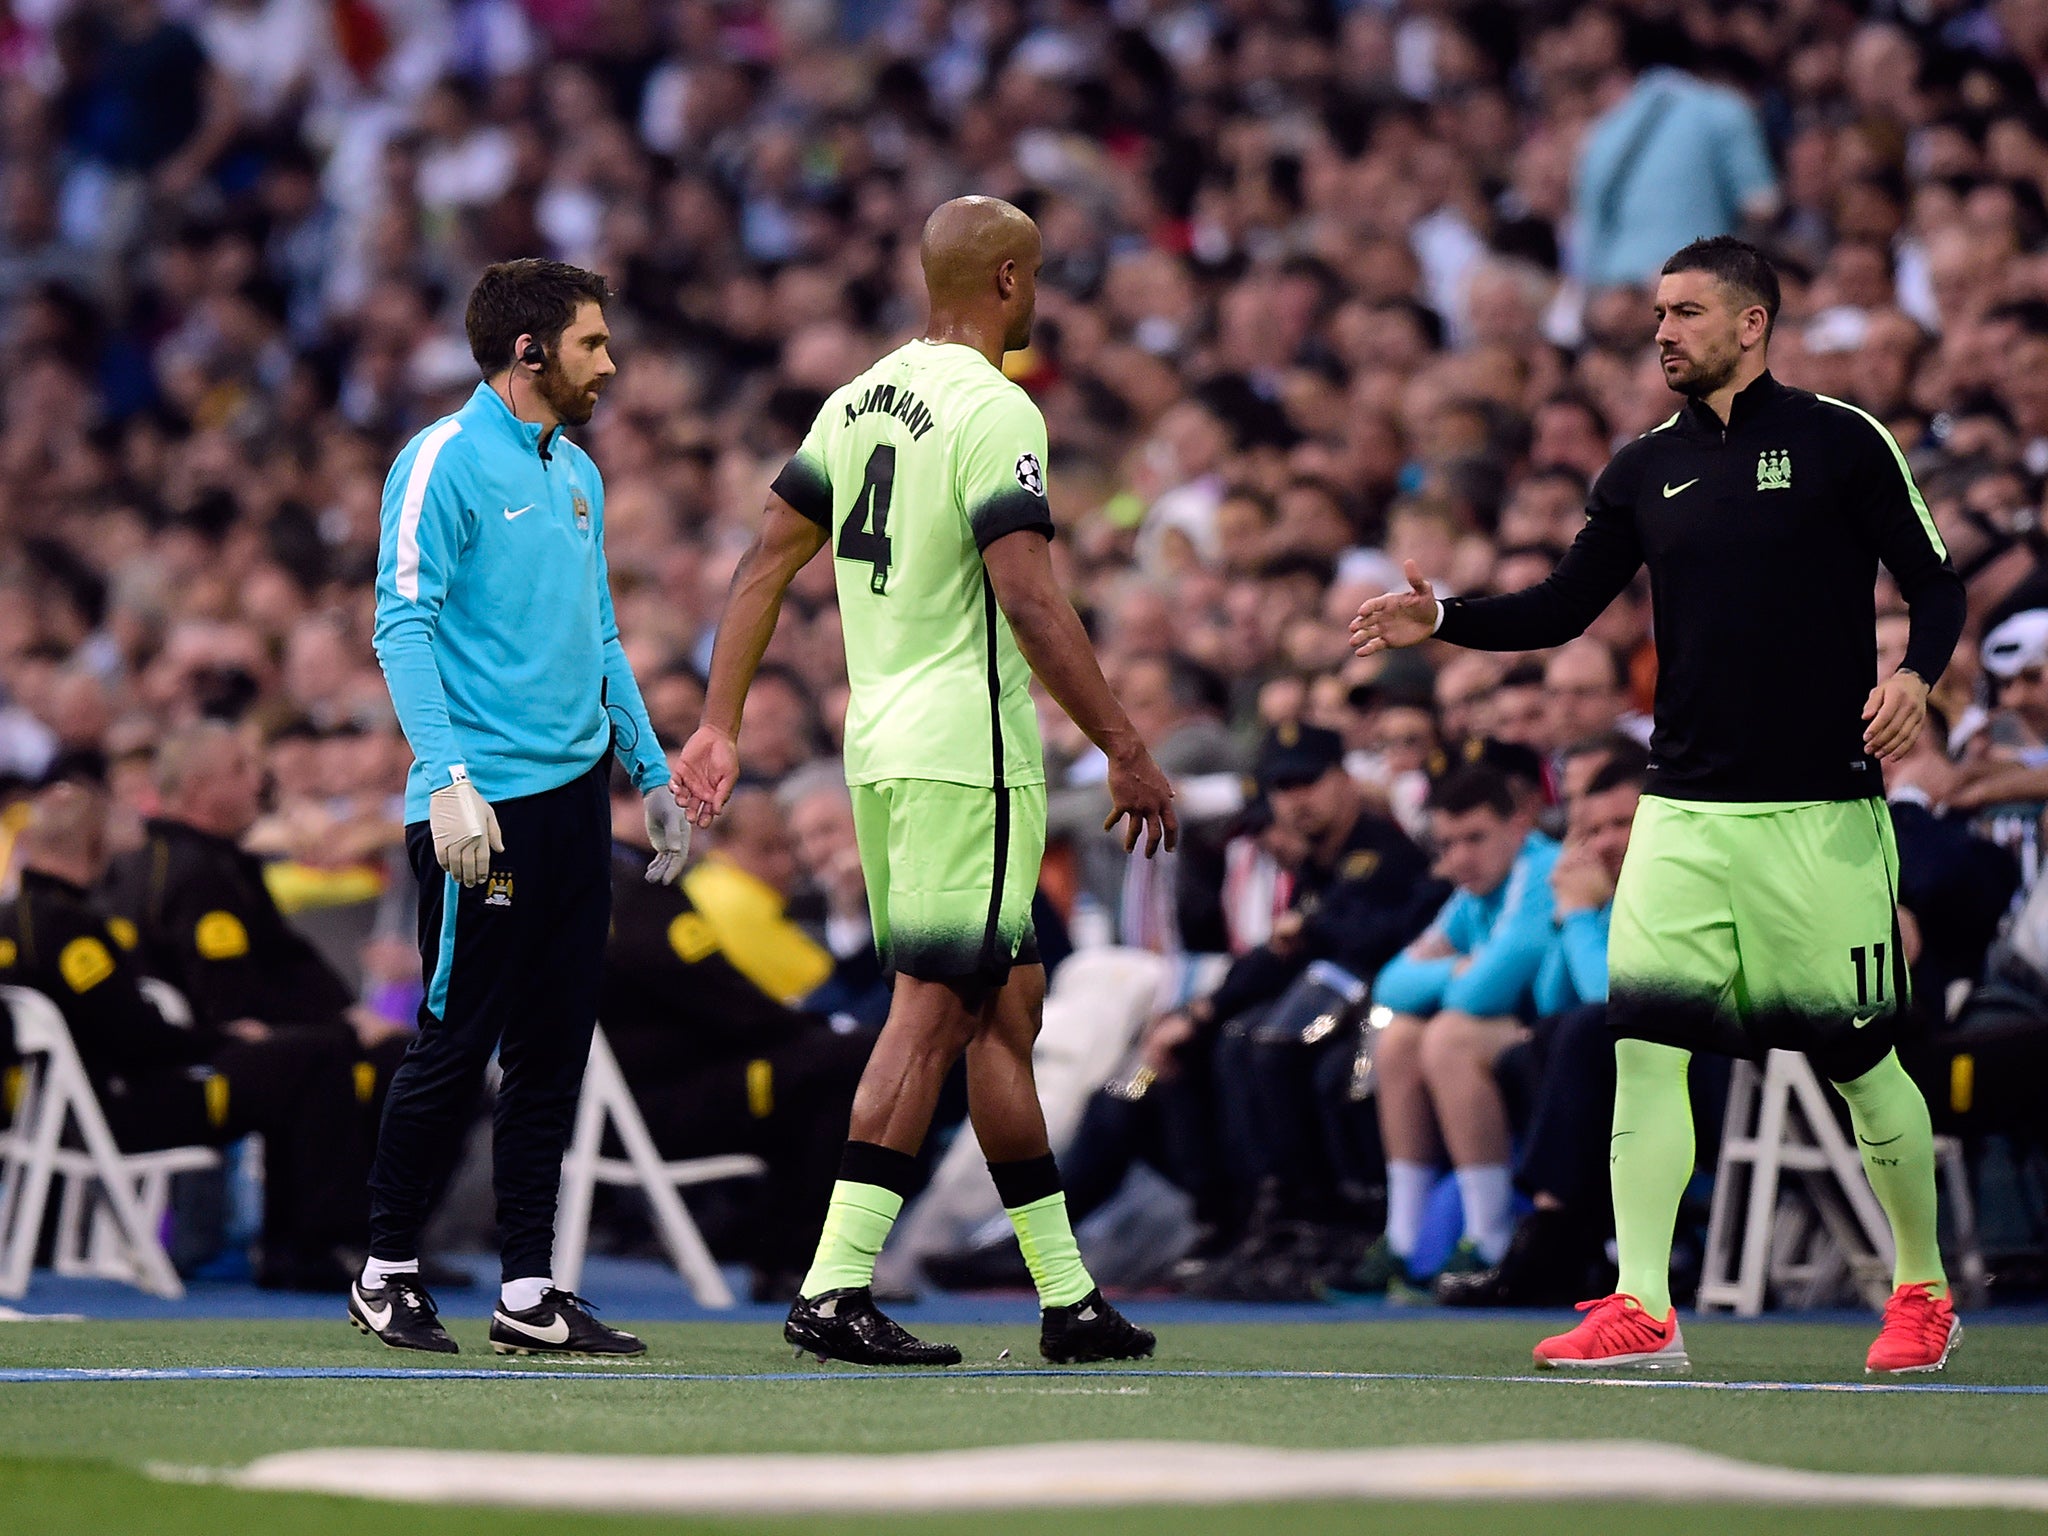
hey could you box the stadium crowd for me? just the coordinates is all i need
[3,0,2048,1303]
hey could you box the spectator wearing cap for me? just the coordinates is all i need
[1977,609,2048,760]
[1344,764,1560,1295]
[1135,724,1444,1279]
[1145,725,1444,1062]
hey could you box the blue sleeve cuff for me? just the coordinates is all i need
[1374,955,1456,1016]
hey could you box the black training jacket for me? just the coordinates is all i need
[1437,372,1966,803]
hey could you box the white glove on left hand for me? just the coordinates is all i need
[429,771,502,887]
[643,787,692,885]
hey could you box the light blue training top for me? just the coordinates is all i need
[1373,832,1561,1019]
[374,382,667,823]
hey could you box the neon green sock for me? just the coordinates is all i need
[1005,1192,1094,1308]
[799,1180,903,1298]
[1610,1038,1694,1318]
[1834,1049,1947,1296]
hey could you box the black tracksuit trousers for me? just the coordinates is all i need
[368,760,610,1282]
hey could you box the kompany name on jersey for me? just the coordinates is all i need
[844,382,936,440]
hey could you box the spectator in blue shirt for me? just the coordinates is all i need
[1349,765,1558,1290]
[1573,29,1778,289]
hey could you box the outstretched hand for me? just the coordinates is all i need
[1349,560,1440,656]
[1862,670,1929,762]
[674,725,740,829]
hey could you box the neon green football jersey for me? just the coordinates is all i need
[769,340,1053,789]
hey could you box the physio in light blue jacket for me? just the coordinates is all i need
[357,261,684,1357]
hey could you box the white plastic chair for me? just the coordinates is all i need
[0,985,218,1300]
[1699,1049,1985,1313]
[553,1025,765,1306]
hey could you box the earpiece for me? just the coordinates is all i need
[520,339,546,369]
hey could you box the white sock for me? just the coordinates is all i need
[360,1256,418,1288]
[501,1276,552,1311]
[1455,1164,1516,1265]
[1385,1161,1435,1259]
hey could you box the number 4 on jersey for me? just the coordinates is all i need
[838,444,895,595]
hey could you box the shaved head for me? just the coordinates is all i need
[919,196,1042,354]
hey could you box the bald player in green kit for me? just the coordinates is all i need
[675,196,1176,1366]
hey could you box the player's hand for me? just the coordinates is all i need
[428,771,502,886]
[1349,561,1439,656]
[1862,669,1929,762]
[674,726,739,829]
[1105,744,1178,856]
[642,787,692,884]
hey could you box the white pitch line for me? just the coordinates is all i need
[175,1440,2048,1514]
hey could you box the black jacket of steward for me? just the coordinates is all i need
[0,869,203,1086]
[602,843,823,1082]
[100,818,355,1042]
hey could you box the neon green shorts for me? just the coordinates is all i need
[1607,795,1904,1078]
[850,779,1044,985]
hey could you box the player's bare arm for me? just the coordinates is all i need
[981,528,1177,856]
[674,493,827,827]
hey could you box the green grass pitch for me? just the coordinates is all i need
[4,1318,2047,1534]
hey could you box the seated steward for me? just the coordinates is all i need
[680,786,835,1006]
[100,723,409,1090]
[1142,723,1446,1071]
[602,773,874,1302]
[0,782,371,1289]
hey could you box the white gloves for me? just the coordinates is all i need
[428,770,502,887]
[429,774,686,888]
[643,787,691,885]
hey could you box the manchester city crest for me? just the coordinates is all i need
[571,487,591,530]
